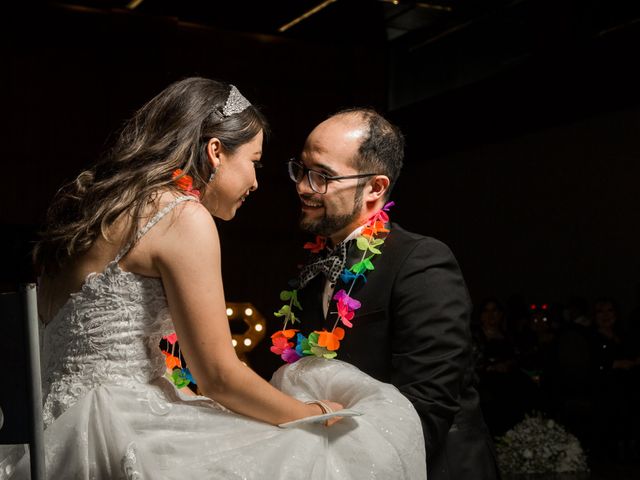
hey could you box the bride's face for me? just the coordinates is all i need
[204,130,263,220]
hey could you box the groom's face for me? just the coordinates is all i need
[296,115,368,244]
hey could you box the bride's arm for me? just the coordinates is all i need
[152,202,339,425]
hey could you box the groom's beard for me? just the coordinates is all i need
[299,210,357,237]
[299,187,364,237]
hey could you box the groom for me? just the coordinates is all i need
[286,109,498,479]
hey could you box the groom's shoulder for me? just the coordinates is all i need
[389,223,453,254]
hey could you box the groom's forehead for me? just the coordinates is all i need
[301,147,356,175]
[303,128,361,166]
[300,151,339,175]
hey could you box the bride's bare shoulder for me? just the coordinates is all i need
[139,192,219,266]
[148,191,217,239]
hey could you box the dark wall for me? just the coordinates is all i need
[393,107,640,321]
[388,24,640,324]
[4,4,640,374]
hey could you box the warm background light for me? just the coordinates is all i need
[225,302,266,366]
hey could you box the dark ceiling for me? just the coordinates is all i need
[42,0,640,45]
[17,1,640,134]
[44,0,490,43]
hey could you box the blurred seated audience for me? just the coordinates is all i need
[591,298,640,371]
[474,298,517,374]
[547,297,593,451]
[474,293,640,462]
[564,295,591,329]
[473,298,537,435]
[515,302,557,389]
[589,298,640,460]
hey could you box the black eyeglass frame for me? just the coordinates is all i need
[287,159,382,194]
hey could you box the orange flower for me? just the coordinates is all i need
[172,169,194,192]
[315,328,345,351]
[303,236,326,253]
[271,329,298,340]
[162,350,182,369]
[363,220,389,238]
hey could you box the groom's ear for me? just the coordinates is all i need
[366,175,390,202]
[206,138,223,169]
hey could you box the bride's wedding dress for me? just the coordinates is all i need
[0,197,425,479]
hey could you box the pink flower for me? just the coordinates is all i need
[333,290,360,328]
[337,300,355,328]
[163,332,178,345]
[270,336,293,355]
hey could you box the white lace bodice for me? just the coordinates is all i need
[40,196,197,426]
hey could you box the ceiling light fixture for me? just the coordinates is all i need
[278,0,338,32]
[126,0,145,9]
[416,2,452,12]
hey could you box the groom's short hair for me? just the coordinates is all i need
[331,108,404,196]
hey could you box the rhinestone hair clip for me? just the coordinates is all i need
[221,85,252,117]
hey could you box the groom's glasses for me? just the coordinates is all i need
[287,159,380,194]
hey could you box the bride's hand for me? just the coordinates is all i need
[307,400,344,426]
[322,400,344,412]
[323,400,344,426]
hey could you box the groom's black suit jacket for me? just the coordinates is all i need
[297,223,498,480]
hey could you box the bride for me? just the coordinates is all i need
[0,78,425,479]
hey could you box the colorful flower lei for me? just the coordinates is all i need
[271,201,394,363]
[161,332,197,388]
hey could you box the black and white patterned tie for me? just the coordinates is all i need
[298,241,349,288]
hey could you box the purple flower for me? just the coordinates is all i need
[282,347,302,364]
[333,289,361,310]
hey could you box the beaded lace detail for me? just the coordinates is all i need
[40,196,198,427]
[121,442,141,480]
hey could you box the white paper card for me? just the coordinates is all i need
[278,409,363,428]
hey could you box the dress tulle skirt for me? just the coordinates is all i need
[1,357,425,479]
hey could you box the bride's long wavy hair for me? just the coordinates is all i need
[34,77,267,274]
